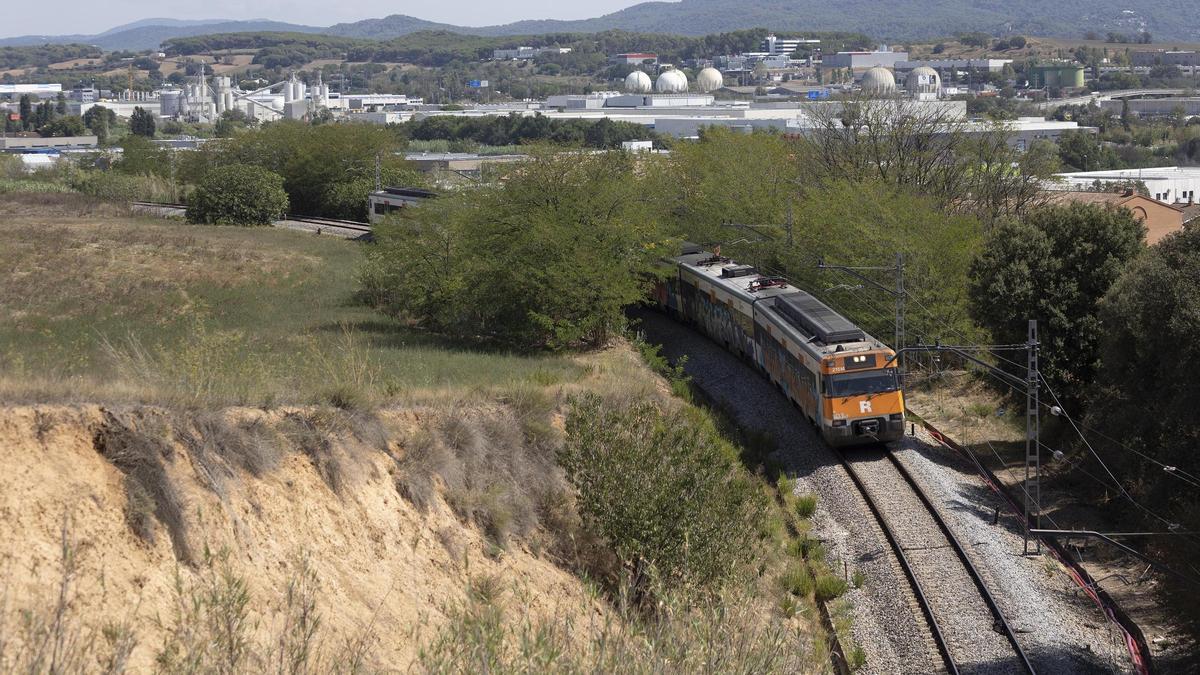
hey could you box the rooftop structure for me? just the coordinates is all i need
[1131,50,1200,67]
[0,83,61,99]
[823,47,908,71]
[1054,167,1200,207]
[761,34,821,56]
[1045,190,1186,244]
[613,53,658,65]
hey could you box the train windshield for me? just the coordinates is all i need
[825,370,899,397]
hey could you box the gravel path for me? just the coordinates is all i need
[633,308,1135,675]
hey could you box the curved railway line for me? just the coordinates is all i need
[838,447,1036,674]
[131,202,373,237]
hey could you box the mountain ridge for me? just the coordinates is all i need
[5,1,1200,52]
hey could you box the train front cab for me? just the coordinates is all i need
[819,352,905,447]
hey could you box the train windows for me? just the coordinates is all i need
[824,370,899,397]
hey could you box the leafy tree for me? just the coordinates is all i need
[198,121,410,217]
[186,164,289,226]
[1082,228,1200,576]
[130,106,156,137]
[773,179,985,346]
[1057,129,1119,171]
[83,105,116,144]
[361,150,667,348]
[38,115,86,137]
[18,94,32,131]
[319,168,418,221]
[561,394,766,591]
[967,203,1145,406]
[114,135,170,176]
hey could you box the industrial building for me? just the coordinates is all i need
[492,46,572,60]
[1131,50,1200,67]
[0,83,62,100]
[822,47,908,72]
[1100,97,1200,118]
[613,53,659,65]
[1054,167,1200,206]
[759,35,821,56]
[894,59,1013,76]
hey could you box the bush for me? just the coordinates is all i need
[968,203,1144,406]
[361,150,665,348]
[186,164,289,226]
[71,170,179,203]
[560,394,767,591]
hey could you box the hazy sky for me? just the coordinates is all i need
[6,0,644,37]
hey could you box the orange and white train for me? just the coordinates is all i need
[654,244,905,447]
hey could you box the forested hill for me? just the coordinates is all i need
[0,20,322,50]
[328,0,1200,42]
[6,0,1200,51]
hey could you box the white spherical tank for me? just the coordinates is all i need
[655,69,689,94]
[624,70,652,93]
[696,67,724,93]
[861,66,897,95]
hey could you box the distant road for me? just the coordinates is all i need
[1037,88,1190,110]
[131,202,372,240]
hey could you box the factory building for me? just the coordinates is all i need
[613,53,659,65]
[1100,97,1200,118]
[760,35,821,56]
[1131,50,1200,67]
[0,83,62,100]
[894,59,1013,76]
[823,47,908,71]
[1054,167,1200,207]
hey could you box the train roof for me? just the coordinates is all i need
[669,248,889,357]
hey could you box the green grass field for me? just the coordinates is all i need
[0,197,584,406]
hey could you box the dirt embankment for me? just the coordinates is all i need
[0,403,599,671]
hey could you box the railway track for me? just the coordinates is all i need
[131,202,372,236]
[838,446,1036,675]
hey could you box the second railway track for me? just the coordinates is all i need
[839,446,1036,675]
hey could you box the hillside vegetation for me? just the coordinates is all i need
[0,192,843,672]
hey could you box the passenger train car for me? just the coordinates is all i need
[654,244,905,447]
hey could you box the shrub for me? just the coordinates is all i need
[561,394,767,591]
[814,574,848,602]
[71,170,179,203]
[795,493,817,519]
[186,164,289,226]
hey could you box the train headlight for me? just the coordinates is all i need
[889,413,903,421]
[832,419,847,427]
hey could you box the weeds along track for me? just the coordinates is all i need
[839,447,1036,675]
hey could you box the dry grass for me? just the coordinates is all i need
[417,573,819,674]
[0,209,585,407]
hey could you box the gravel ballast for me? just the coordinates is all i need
[634,309,1134,674]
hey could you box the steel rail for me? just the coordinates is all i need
[883,452,1037,674]
[835,450,960,675]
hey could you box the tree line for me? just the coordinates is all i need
[355,111,1200,614]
